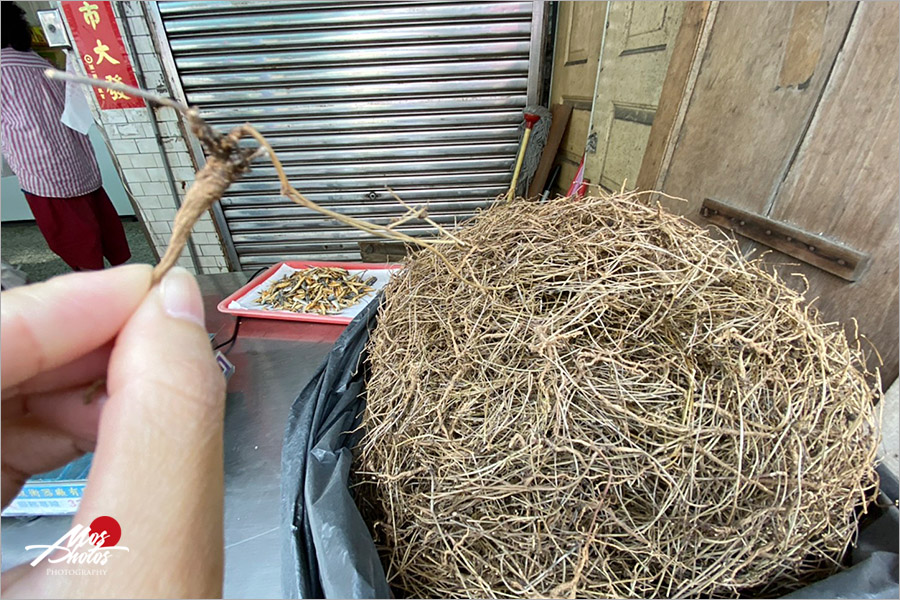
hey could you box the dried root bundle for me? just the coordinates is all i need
[356,193,882,598]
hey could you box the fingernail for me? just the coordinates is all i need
[160,267,205,327]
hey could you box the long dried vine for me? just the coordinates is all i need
[46,70,466,284]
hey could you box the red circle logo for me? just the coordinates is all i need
[89,516,121,547]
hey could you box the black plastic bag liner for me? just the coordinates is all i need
[281,296,899,599]
[281,297,389,599]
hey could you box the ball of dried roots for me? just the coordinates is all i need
[356,194,881,598]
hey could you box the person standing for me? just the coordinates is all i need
[1,2,130,271]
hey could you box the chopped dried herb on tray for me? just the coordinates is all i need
[255,267,376,315]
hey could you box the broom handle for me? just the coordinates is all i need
[507,127,533,201]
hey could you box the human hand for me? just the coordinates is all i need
[1,265,226,598]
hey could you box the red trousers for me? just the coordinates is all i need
[24,187,131,271]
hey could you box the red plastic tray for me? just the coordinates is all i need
[217,260,402,325]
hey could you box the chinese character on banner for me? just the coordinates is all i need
[62,1,144,110]
[79,2,100,30]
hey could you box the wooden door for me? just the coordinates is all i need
[584,1,685,191]
[762,3,899,385]
[649,2,899,386]
[548,1,608,195]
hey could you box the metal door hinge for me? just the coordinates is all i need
[701,198,869,282]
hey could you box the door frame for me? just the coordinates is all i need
[636,1,718,192]
[146,1,240,269]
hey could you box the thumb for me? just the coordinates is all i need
[55,267,225,598]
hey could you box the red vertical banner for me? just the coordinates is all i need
[62,1,145,109]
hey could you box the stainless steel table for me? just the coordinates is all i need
[1,271,346,598]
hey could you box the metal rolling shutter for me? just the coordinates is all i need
[156,1,535,267]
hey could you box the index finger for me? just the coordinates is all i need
[0,265,153,390]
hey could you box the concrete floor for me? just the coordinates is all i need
[1,218,156,283]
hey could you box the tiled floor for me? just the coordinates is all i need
[1,218,157,283]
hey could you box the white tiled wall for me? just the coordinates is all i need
[67,3,230,274]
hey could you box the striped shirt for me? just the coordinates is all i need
[1,47,101,198]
